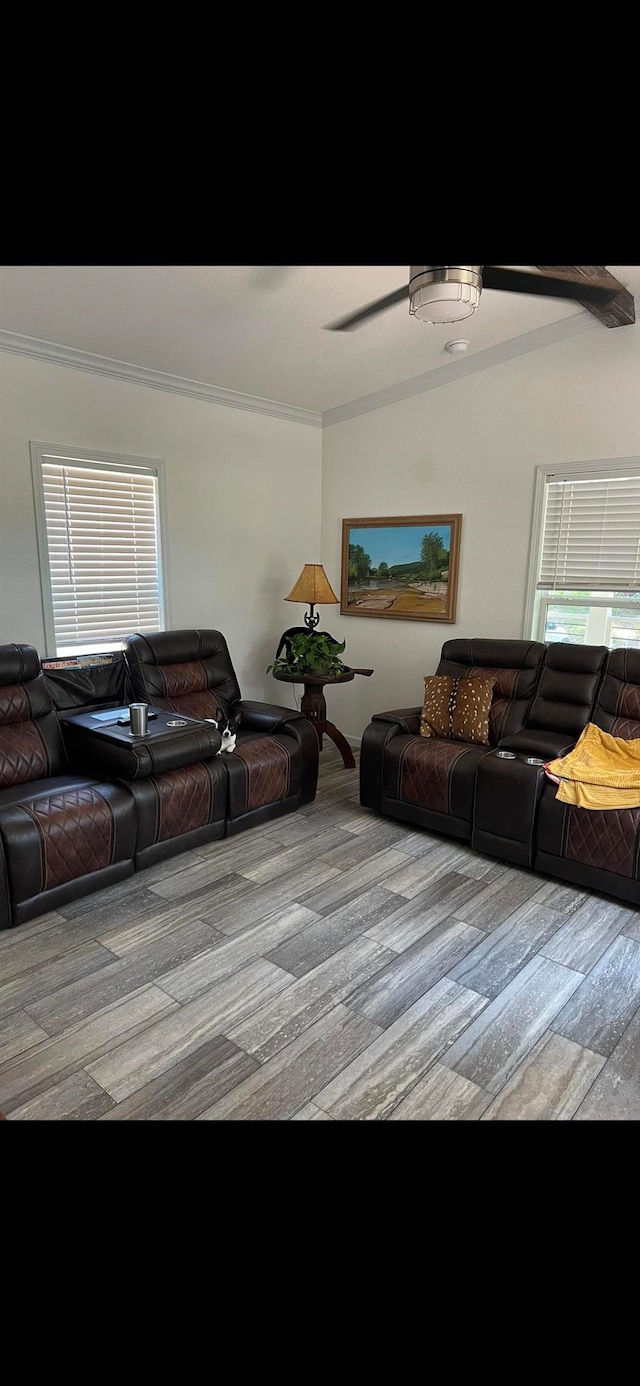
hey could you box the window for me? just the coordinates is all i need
[526,460,640,649]
[31,444,168,655]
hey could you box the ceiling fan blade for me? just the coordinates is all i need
[482,266,618,304]
[325,285,410,331]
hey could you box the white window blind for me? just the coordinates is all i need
[539,473,640,591]
[41,461,164,651]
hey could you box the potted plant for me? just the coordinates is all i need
[267,630,347,678]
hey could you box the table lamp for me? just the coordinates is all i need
[284,563,339,630]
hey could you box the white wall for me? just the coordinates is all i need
[4,324,640,735]
[0,353,321,702]
[322,323,640,740]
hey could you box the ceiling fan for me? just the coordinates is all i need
[325,265,631,332]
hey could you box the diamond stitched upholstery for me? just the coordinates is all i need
[151,762,214,841]
[0,684,30,726]
[26,787,114,889]
[565,806,640,877]
[164,689,223,720]
[488,699,510,745]
[467,666,518,700]
[618,682,640,721]
[399,740,467,815]
[158,661,208,697]
[610,717,640,740]
[234,737,290,810]
[467,666,519,745]
[154,662,224,720]
[0,721,49,787]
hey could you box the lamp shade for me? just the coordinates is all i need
[285,564,339,605]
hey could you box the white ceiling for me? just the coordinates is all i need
[1,265,638,415]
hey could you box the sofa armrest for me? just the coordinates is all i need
[235,700,306,734]
[372,707,422,735]
[360,712,422,813]
[498,728,576,760]
[234,701,318,805]
[61,710,222,780]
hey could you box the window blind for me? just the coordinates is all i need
[41,462,163,650]
[538,473,640,591]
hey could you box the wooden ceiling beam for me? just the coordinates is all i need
[533,266,635,328]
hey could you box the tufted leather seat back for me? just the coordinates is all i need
[0,643,67,788]
[593,648,640,739]
[436,637,546,745]
[124,629,242,722]
[523,642,608,737]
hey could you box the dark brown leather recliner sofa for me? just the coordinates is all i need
[123,629,319,836]
[0,643,137,928]
[535,649,640,905]
[360,636,640,909]
[0,631,319,928]
[360,638,548,839]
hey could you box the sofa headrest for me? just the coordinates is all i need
[524,642,608,737]
[0,643,41,687]
[124,630,229,666]
[604,648,640,686]
[593,647,640,740]
[543,642,609,675]
[123,628,242,712]
[439,638,546,671]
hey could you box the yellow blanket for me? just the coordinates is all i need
[546,722,640,809]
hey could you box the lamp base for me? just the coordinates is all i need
[304,605,320,630]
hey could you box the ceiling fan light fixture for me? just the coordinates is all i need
[409,265,482,324]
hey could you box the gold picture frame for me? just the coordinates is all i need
[340,514,462,622]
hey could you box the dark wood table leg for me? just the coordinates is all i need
[322,722,356,769]
[300,683,355,769]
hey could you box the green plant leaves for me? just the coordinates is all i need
[267,631,347,677]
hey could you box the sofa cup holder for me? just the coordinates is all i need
[494,750,545,766]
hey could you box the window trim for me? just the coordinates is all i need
[523,456,640,641]
[30,442,172,655]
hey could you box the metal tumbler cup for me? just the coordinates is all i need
[129,703,149,736]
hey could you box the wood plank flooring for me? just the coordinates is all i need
[1,745,640,1120]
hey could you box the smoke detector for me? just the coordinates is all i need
[444,339,469,356]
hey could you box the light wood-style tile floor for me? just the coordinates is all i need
[2,746,640,1120]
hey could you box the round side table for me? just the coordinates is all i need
[272,667,373,769]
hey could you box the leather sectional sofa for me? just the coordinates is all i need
[360,637,640,909]
[0,630,318,928]
[0,643,137,928]
[5,622,640,930]
[123,630,319,837]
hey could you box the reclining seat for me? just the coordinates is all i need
[472,642,608,866]
[535,648,640,904]
[124,629,319,834]
[360,638,546,841]
[0,643,136,928]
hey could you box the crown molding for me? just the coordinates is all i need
[322,313,599,427]
[0,312,602,433]
[0,331,323,429]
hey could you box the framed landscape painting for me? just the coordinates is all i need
[341,514,462,622]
